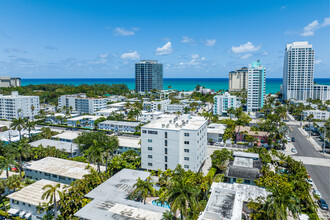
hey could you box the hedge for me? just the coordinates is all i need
[207,167,217,179]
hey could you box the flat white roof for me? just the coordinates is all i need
[207,123,226,134]
[7,179,67,206]
[233,151,259,159]
[142,114,206,131]
[96,108,119,113]
[117,136,141,149]
[233,157,253,168]
[24,157,105,180]
[67,115,101,121]
[99,120,140,126]
[29,139,79,153]
[52,131,81,140]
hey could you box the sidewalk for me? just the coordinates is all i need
[298,127,330,158]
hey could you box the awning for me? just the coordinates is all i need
[25,212,32,218]
[7,208,19,215]
[19,211,26,218]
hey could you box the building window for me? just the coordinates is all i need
[165,156,167,162]
[184,141,189,145]
[44,173,50,176]
[184,157,189,161]
[59,176,66,180]
[148,147,153,151]
[142,130,147,133]
[148,139,152,143]
[184,149,189,153]
[184,165,189,169]
[184,133,189,137]
[165,148,168,154]
[52,174,58,178]
[165,140,168,146]
[244,179,250,184]
[148,130,158,135]
[148,155,152,158]
[148,163,153,166]
[165,132,167,138]
[165,164,168,170]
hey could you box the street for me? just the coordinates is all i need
[289,125,330,210]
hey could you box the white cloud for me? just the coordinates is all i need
[315,59,322,64]
[301,17,330,36]
[191,54,199,59]
[232,42,261,54]
[99,53,109,58]
[156,42,172,55]
[263,51,269,56]
[205,39,216,46]
[114,27,137,36]
[181,36,194,43]
[121,51,140,60]
[240,54,252,59]
[180,54,206,66]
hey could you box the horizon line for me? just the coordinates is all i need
[20,77,330,79]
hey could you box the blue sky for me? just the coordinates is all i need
[0,0,329,78]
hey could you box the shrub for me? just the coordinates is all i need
[207,167,217,179]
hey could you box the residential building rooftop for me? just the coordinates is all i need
[29,139,79,154]
[24,157,105,180]
[207,123,226,134]
[99,120,140,126]
[117,136,140,149]
[52,131,82,141]
[7,179,67,206]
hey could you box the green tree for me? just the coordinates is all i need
[0,155,18,178]
[42,183,64,220]
[10,117,27,140]
[6,174,21,192]
[85,140,104,172]
[132,177,155,204]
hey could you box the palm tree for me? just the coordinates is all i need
[103,136,119,170]
[10,139,30,176]
[0,155,18,178]
[166,175,199,219]
[25,120,35,140]
[41,127,53,139]
[42,183,64,220]
[132,177,155,204]
[0,179,7,211]
[85,140,103,172]
[227,107,235,119]
[6,174,21,192]
[31,105,35,121]
[10,117,27,140]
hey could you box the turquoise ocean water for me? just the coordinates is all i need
[22,78,330,94]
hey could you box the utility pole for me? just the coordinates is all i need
[324,126,326,154]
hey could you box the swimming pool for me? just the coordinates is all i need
[151,200,170,209]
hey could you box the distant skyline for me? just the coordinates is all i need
[0,0,329,78]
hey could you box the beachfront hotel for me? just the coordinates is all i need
[135,60,163,92]
[247,61,266,112]
[141,114,207,172]
[229,67,248,92]
[0,91,40,120]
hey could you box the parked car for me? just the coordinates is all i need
[307,178,313,186]
[311,131,319,136]
[313,189,322,198]
[291,148,297,153]
[291,137,295,142]
[318,199,329,210]
[215,142,220,146]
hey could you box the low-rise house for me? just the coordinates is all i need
[95,108,120,117]
[107,102,126,110]
[207,123,227,143]
[0,129,42,142]
[106,95,126,103]
[98,120,140,133]
[66,115,101,128]
[74,169,166,220]
[302,110,330,121]
[117,136,141,154]
[7,179,67,220]
[225,152,262,185]
[51,130,81,143]
[139,111,163,123]
[235,126,269,146]
[180,99,203,105]
[166,103,188,113]
[24,157,105,184]
[199,182,268,220]
[29,139,80,157]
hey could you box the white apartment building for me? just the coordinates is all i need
[0,91,40,120]
[143,99,171,112]
[166,103,188,113]
[58,93,107,114]
[141,115,208,172]
[213,92,239,115]
[302,110,329,121]
[66,115,101,127]
[139,111,164,123]
[312,84,330,101]
[247,61,266,112]
[229,67,248,92]
[282,42,314,101]
[98,120,140,133]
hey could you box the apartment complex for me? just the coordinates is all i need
[135,60,163,92]
[229,67,248,92]
[302,110,329,121]
[141,115,207,172]
[0,76,21,88]
[0,91,40,120]
[58,93,107,114]
[143,100,187,113]
[247,61,266,112]
[213,92,239,115]
[98,120,140,133]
